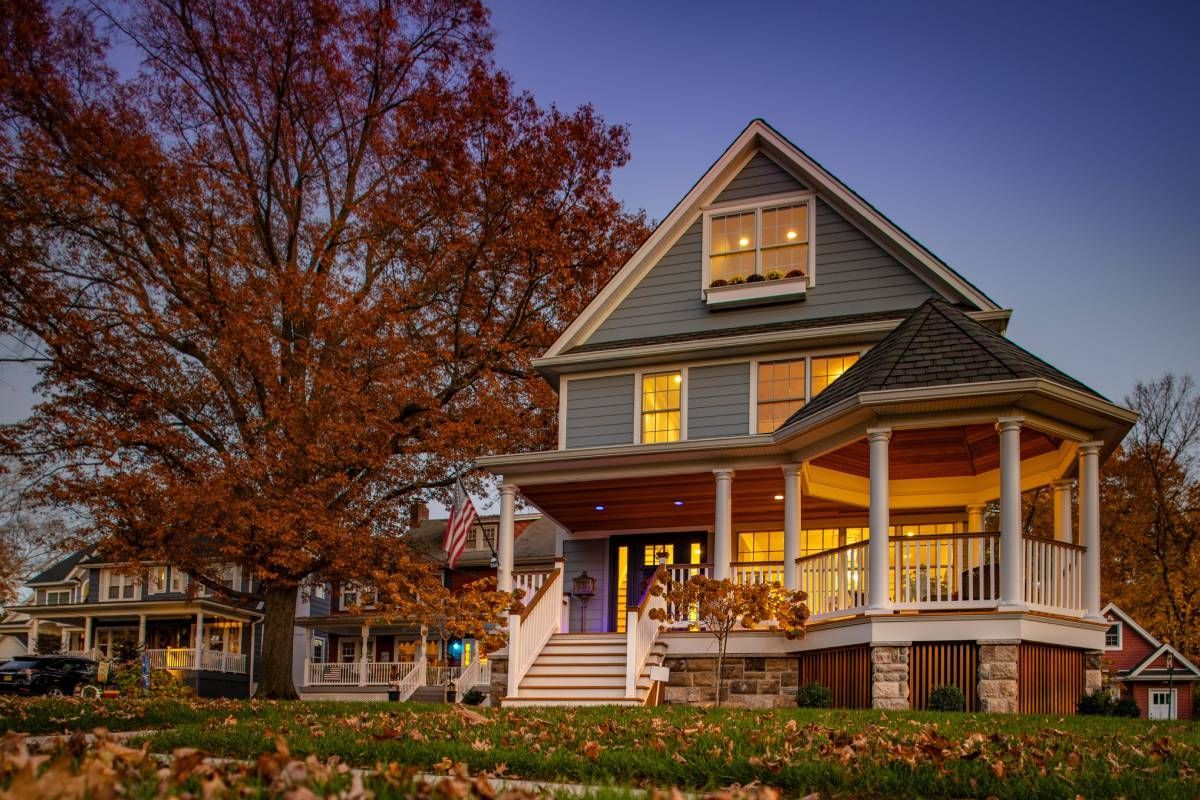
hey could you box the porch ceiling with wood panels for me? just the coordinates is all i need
[520,467,958,533]
[812,424,1061,480]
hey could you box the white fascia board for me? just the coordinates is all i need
[544,120,1002,359]
[1128,643,1200,678]
[1100,602,1164,650]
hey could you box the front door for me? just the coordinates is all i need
[376,637,393,663]
[609,533,706,632]
[1149,689,1176,720]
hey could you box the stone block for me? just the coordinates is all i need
[979,696,1016,714]
[978,679,1018,700]
[691,670,716,687]
[757,679,780,694]
[721,663,744,679]
[871,648,895,664]
[729,679,756,694]
[1085,670,1102,692]
[872,697,909,710]
[667,670,692,687]
[726,693,780,709]
[685,658,717,672]
[872,681,901,699]
[979,661,1017,680]
[745,657,766,673]
[765,657,792,672]
[780,671,799,688]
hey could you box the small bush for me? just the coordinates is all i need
[709,278,728,288]
[728,275,746,285]
[745,273,766,283]
[462,689,486,706]
[1078,691,1119,716]
[928,684,966,712]
[796,682,832,708]
[1113,698,1141,718]
[765,270,784,280]
[785,269,804,279]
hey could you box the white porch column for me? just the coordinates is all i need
[303,627,313,686]
[83,616,93,652]
[713,468,734,581]
[866,428,892,615]
[966,503,986,533]
[497,483,517,593]
[137,614,147,647]
[998,417,1026,611]
[358,623,369,687]
[1079,441,1104,621]
[194,609,205,668]
[1052,480,1074,543]
[782,464,802,590]
[60,626,69,652]
[29,617,40,653]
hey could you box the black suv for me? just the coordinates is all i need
[0,655,97,696]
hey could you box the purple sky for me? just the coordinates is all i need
[2,0,1198,425]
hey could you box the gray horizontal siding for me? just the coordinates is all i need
[688,362,750,439]
[584,154,939,348]
[565,374,634,448]
[563,538,608,633]
[713,151,809,203]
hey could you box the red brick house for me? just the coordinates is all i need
[1101,603,1198,720]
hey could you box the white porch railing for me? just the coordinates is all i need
[303,660,424,693]
[305,660,361,686]
[625,572,667,699]
[797,542,871,620]
[1024,535,1084,615]
[732,561,787,585]
[427,666,461,686]
[892,532,1000,610]
[662,563,710,622]
[453,658,492,701]
[507,565,563,699]
[514,570,551,604]
[144,648,248,673]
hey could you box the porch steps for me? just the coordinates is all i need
[501,632,668,708]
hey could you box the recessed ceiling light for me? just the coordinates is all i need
[673,500,684,507]
[773,494,784,501]
[594,505,605,511]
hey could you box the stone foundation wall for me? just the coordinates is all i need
[870,644,910,710]
[488,655,507,706]
[664,656,798,708]
[1085,650,1103,696]
[977,640,1019,713]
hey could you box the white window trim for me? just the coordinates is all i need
[1104,620,1123,650]
[633,366,688,445]
[749,347,867,435]
[99,569,140,603]
[701,191,817,296]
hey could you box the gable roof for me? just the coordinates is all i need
[781,298,1108,428]
[544,119,1002,359]
[1102,603,1200,679]
[26,550,89,585]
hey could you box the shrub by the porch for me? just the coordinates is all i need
[928,684,966,712]
[796,682,832,708]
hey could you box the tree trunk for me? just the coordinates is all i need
[257,585,300,699]
[713,634,727,708]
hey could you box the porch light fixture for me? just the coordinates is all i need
[572,571,597,632]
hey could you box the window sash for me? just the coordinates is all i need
[707,200,811,282]
[641,371,682,444]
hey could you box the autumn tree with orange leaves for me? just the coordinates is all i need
[0,0,646,697]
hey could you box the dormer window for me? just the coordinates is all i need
[703,194,814,307]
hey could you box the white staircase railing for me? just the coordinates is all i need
[625,571,666,699]
[513,569,552,604]
[392,660,426,701]
[453,658,492,701]
[506,564,563,699]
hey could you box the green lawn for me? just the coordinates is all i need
[3,696,1198,799]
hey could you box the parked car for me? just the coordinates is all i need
[0,655,97,696]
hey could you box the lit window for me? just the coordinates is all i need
[1105,623,1122,649]
[644,544,675,565]
[151,566,168,593]
[641,371,682,443]
[708,201,810,283]
[738,531,784,562]
[811,353,859,397]
[757,359,806,433]
[800,529,840,558]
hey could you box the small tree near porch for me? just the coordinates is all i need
[650,574,809,707]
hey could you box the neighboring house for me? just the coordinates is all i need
[1101,603,1198,720]
[478,119,1138,711]
[0,611,31,662]
[293,512,558,701]
[13,550,262,698]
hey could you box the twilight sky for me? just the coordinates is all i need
[1,0,1198,425]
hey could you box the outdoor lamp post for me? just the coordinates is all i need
[572,571,596,632]
[1166,651,1176,719]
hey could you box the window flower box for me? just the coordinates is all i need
[704,274,807,307]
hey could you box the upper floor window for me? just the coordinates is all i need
[703,195,813,307]
[811,353,859,396]
[641,371,682,444]
[102,570,138,601]
[757,359,806,434]
[150,566,168,593]
[1105,622,1122,649]
[43,589,71,605]
[467,523,497,552]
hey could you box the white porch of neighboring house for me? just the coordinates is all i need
[22,600,257,677]
[479,380,1135,708]
[294,619,491,702]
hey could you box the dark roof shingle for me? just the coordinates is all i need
[28,550,89,584]
[783,299,1106,427]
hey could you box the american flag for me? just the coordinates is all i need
[443,480,478,569]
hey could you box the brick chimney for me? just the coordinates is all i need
[408,501,430,528]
